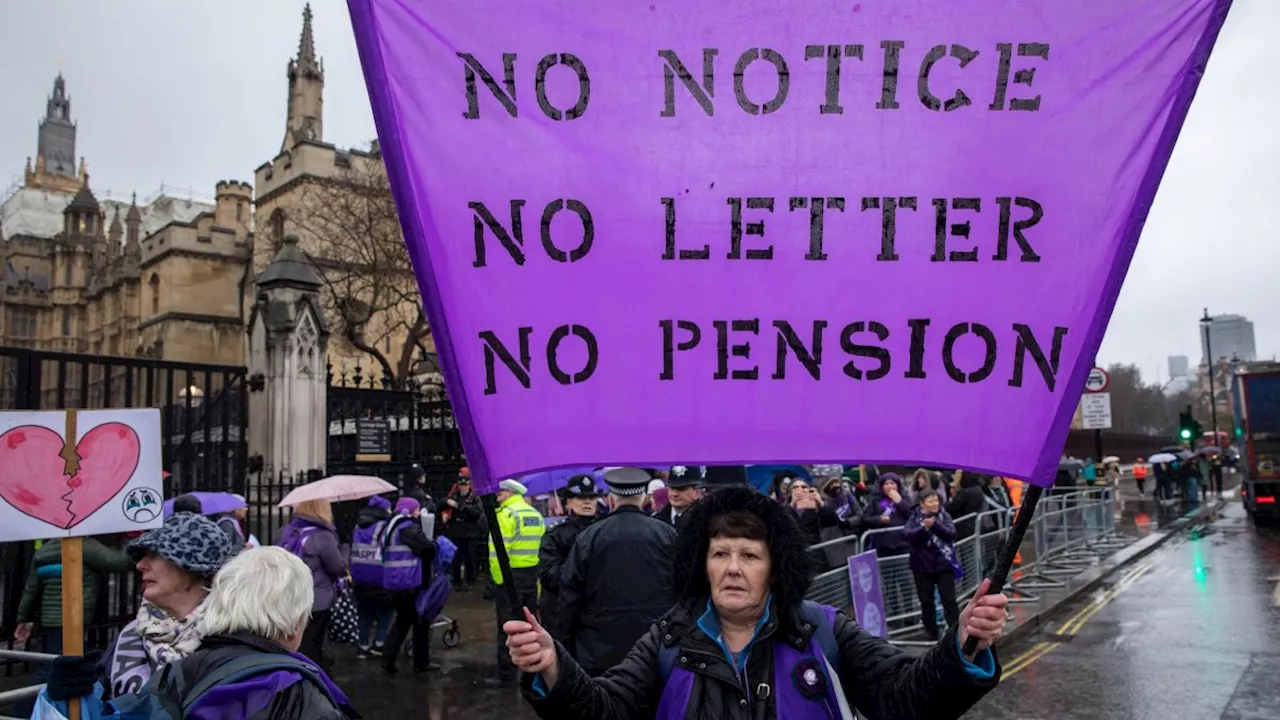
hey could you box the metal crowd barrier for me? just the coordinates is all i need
[804,488,1127,640]
[0,649,56,719]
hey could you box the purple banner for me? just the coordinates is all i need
[847,549,887,640]
[348,0,1231,493]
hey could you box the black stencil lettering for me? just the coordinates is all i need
[906,318,930,379]
[539,199,594,263]
[932,198,981,262]
[941,323,998,383]
[547,324,598,385]
[659,49,718,117]
[995,197,1043,262]
[734,49,790,115]
[804,44,864,114]
[660,319,702,379]
[990,43,1013,111]
[1009,324,1068,391]
[877,41,905,110]
[788,197,846,261]
[918,45,979,111]
[861,196,917,261]
[727,198,775,260]
[773,320,827,380]
[534,53,591,121]
[1011,43,1050,111]
[662,198,710,260]
[714,319,760,380]
[470,200,526,267]
[480,327,533,395]
[840,321,891,380]
[458,52,518,119]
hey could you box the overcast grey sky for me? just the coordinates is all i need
[1,1,1273,384]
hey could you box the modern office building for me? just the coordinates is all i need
[1201,314,1257,363]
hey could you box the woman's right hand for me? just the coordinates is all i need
[504,607,558,686]
[13,623,32,644]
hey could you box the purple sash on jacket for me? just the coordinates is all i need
[109,620,155,698]
[655,611,844,720]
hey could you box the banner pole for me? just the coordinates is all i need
[481,492,524,620]
[961,483,1045,657]
[61,535,84,720]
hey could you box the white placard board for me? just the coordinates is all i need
[0,409,163,542]
[1081,393,1113,430]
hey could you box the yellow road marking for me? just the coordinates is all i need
[1002,641,1060,679]
[1001,561,1154,681]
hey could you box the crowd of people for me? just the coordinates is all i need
[11,462,1016,720]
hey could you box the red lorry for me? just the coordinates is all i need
[1233,362,1280,523]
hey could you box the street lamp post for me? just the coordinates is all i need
[1200,308,1221,493]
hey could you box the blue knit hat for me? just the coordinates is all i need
[128,512,235,578]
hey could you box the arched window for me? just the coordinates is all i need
[270,209,286,243]
[149,274,161,315]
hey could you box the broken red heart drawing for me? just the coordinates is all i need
[0,422,141,530]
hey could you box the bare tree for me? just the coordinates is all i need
[293,157,432,384]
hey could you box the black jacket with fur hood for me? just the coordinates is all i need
[521,488,1000,720]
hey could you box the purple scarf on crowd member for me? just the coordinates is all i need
[187,651,351,719]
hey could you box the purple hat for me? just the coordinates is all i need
[368,495,392,511]
[394,497,421,515]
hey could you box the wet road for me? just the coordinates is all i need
[974,503,1280,719]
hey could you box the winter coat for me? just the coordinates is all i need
[177,632,358,719]
[904,509,959,576]
[651,504,695,531]
[946,477,989,540]
[18,538,132,628]
[860,494,913,556]
[560,506,677,675]
[521,598,998,720]
[444,490,484,539]
[537,513,598,641]
[279,515,347,612]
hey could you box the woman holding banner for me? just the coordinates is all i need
[503,487,1006,720]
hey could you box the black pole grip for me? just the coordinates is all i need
[482,492,526,621]
[961,483,1045,656]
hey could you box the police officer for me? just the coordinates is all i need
[653,465,703,529]
[559,467,676,676]
[486,479,544,687]
[537,474,604,642]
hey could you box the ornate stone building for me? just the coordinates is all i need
[0,75,252,366]
[2,5,433,384]
[255,4,435,385]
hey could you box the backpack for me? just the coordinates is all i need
[278,526,319,558]
[110,653,339,719]
[657,601,840,681]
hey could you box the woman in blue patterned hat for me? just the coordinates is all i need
[503,487,1008,720]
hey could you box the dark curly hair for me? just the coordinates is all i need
[672,487,815,618]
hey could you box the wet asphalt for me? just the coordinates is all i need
[326,480,1280,719]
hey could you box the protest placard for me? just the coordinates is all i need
[348,0,1231,491]
[0,408,163,542]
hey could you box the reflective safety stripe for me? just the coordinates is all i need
[384,560,420,568]
[386,545,412,553]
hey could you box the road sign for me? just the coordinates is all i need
[1081,392,1112,430]
[1085,367,1110,393]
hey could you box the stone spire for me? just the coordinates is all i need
[108,206,123,250]
[283,4,325,150]
[296,4,319,77]
[124,193,142,255]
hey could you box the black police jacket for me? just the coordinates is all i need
[559,505,677,674]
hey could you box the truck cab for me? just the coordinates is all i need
[1233,363,1280,522]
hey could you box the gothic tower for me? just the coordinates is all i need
[38,74,76,178]
[283,4,324,151]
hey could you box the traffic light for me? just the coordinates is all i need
[1178,406,1202,443]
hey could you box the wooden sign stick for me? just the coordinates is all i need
[61,409,84,720]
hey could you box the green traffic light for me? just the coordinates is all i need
[1179,428,1192,440]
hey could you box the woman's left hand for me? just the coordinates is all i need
[957,578,1008,656]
